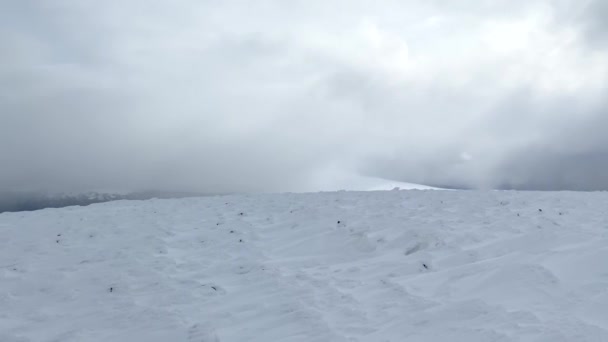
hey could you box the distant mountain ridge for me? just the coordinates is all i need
[0,175,439,213]
[0,191,216,214]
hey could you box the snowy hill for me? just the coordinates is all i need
[308,173,441,192]
[2,190,608,341]
[323,176,440,192]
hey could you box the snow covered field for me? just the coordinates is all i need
[2,190,608,341]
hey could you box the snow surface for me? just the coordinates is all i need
[2,190,608,341]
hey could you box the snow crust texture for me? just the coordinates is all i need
[2,190,608,341]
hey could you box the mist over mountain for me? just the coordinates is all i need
[0,191,216,214]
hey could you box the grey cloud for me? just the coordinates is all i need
[1,0,608,192]
[494,94,608,190]
[580,0,608,48]
[368,86,608,190]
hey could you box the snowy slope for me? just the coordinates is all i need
[308,173,440,192]
[332,176,439,191]
[2,190,608,341]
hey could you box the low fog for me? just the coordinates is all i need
[2,0,607,193]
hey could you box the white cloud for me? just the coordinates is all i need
[1,0,607,191]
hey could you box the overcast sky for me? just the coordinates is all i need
[1,0,607,192]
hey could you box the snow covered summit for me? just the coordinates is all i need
[1,190,608,341]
